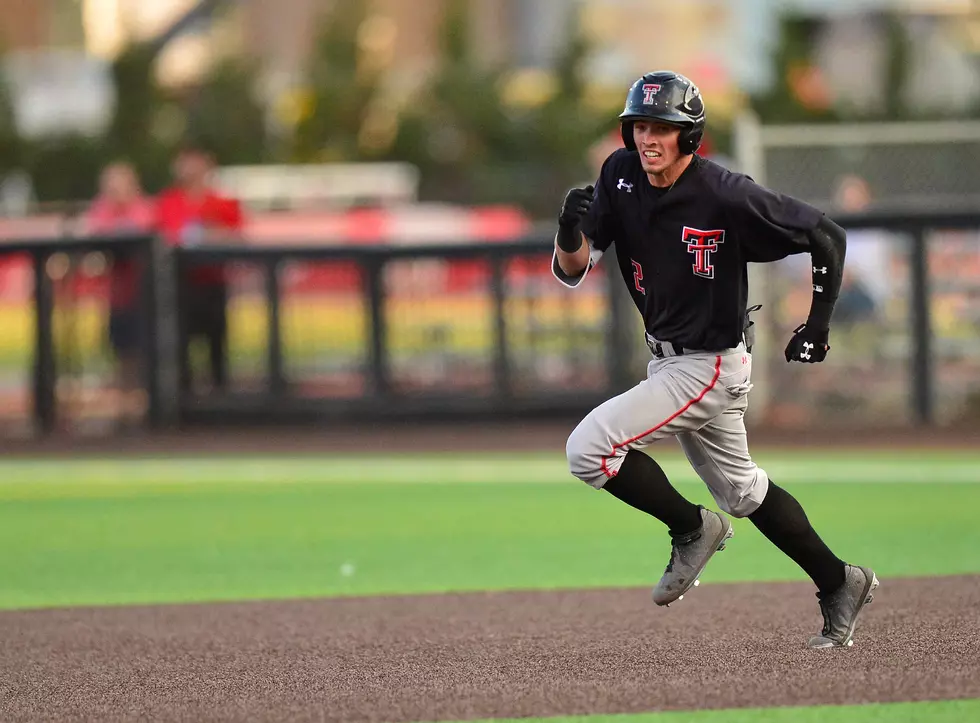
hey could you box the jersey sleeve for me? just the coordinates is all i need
[724,173,824,263]
[579,151,623,253]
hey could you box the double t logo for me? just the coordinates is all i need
[682,227,726,279]
[642,84,662,104]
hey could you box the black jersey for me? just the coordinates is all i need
[564,149,825,351]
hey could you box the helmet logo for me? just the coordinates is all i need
[683,83,703,115]
[641,84,662,104]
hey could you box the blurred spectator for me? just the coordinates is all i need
[834,173,872,211]
[156,140,244,393]
[83,161,155,421]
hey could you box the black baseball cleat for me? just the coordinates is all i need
[653,506,733,606]
[807,564,879,649]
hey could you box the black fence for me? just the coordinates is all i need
[1,208,978,437]
[171,239,638,426]
[0,234,160,436]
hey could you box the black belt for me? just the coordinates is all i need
[648,340,686,359]
[647,337,746,358]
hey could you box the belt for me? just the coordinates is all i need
[646,333,747,359]
[645,333,688,359]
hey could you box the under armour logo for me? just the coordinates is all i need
[813,284,824,293]
[617,178,633,193]
[801,341,814,360]
[813,266,827,274]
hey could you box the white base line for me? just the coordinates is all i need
[0,456,977,491]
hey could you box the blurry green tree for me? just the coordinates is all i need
[882,12,911,121]
[5,42,171,202]
[19,28,271,201]
[376,0,617,216]
[105,41,270,190]
[106,43,161,159]
[27,4,969,209]
[184,56,270,166]
[0,48,21,176]
[20,134,107,203]
[100,42,174,194]
[747,11,972,124]
[290,0,384,162]
[749,15,840,124]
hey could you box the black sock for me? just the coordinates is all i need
[603,450,702,536]
[749,481,846,594]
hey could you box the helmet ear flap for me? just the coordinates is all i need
[678,126,704,155]
[620,121,636,151]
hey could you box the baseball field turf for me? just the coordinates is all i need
[2,448,978,722]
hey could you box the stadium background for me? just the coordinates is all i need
[1,2,979,722]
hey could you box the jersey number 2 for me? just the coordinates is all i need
[631,260,646,295]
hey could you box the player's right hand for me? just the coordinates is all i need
[558,185,594,228]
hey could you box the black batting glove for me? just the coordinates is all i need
[558,185,594,228]
[784,323,830,363]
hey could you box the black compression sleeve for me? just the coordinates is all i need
[806,216,847,330]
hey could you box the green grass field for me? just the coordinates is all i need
[3,448,978,722]
[465,700,980,723]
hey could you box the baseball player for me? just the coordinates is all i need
[554,71,878,649]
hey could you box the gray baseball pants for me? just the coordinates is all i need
[565,342,769,518]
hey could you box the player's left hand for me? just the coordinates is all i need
[784,324,829,363]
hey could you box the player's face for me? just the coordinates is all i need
[633,120,682,175]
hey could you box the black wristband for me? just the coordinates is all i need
[556,223,583,253]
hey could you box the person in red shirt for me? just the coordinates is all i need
[83,161,156,418]
[156,140,244,393]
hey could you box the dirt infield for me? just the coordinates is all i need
[2,576,979,723]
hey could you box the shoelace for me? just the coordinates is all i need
[664,529,704,575]
[818,599,833,636]
[664,543,680,574]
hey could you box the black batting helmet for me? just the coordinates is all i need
[618,71,706,155]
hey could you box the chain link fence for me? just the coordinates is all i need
[734,115,980,211]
